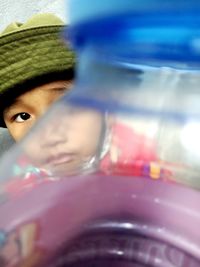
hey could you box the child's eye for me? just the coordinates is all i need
[14,112,31,122]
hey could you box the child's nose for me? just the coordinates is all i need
[41,127,68,147]
[39,122,68,148]
[41,136,67,148]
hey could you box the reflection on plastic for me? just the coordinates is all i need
[1,74,200,192]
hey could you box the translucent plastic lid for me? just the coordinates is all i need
[67,1,200,66]
[68,0,200,25]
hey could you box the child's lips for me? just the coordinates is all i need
[45,153,75,166]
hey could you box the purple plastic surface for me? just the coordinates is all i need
[0,175,200,266]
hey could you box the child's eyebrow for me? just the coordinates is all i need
[44,81,73,92]
[49,87,67,92]
[4,99,24,113]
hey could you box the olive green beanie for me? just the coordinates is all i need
[0,13,75,127]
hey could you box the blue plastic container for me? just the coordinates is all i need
[63,0,200,189]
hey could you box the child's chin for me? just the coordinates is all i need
[48,162,84,178]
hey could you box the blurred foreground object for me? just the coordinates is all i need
[0,0,200,266]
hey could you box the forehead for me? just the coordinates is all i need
[5,81,71,110]
[20,80,70,97]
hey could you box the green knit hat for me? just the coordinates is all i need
[0,13,75,127]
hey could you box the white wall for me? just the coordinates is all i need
[0,0,70,31]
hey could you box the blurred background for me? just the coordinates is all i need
[0,0,69,156]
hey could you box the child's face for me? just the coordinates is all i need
[3,81,72,141]
[23,105,104,176]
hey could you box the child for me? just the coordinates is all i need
[0,13,75,141]
[0,13,166,194]
[19,102,159,179]
[2,100,173,198]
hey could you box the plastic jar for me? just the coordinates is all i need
[0,1,200,266]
